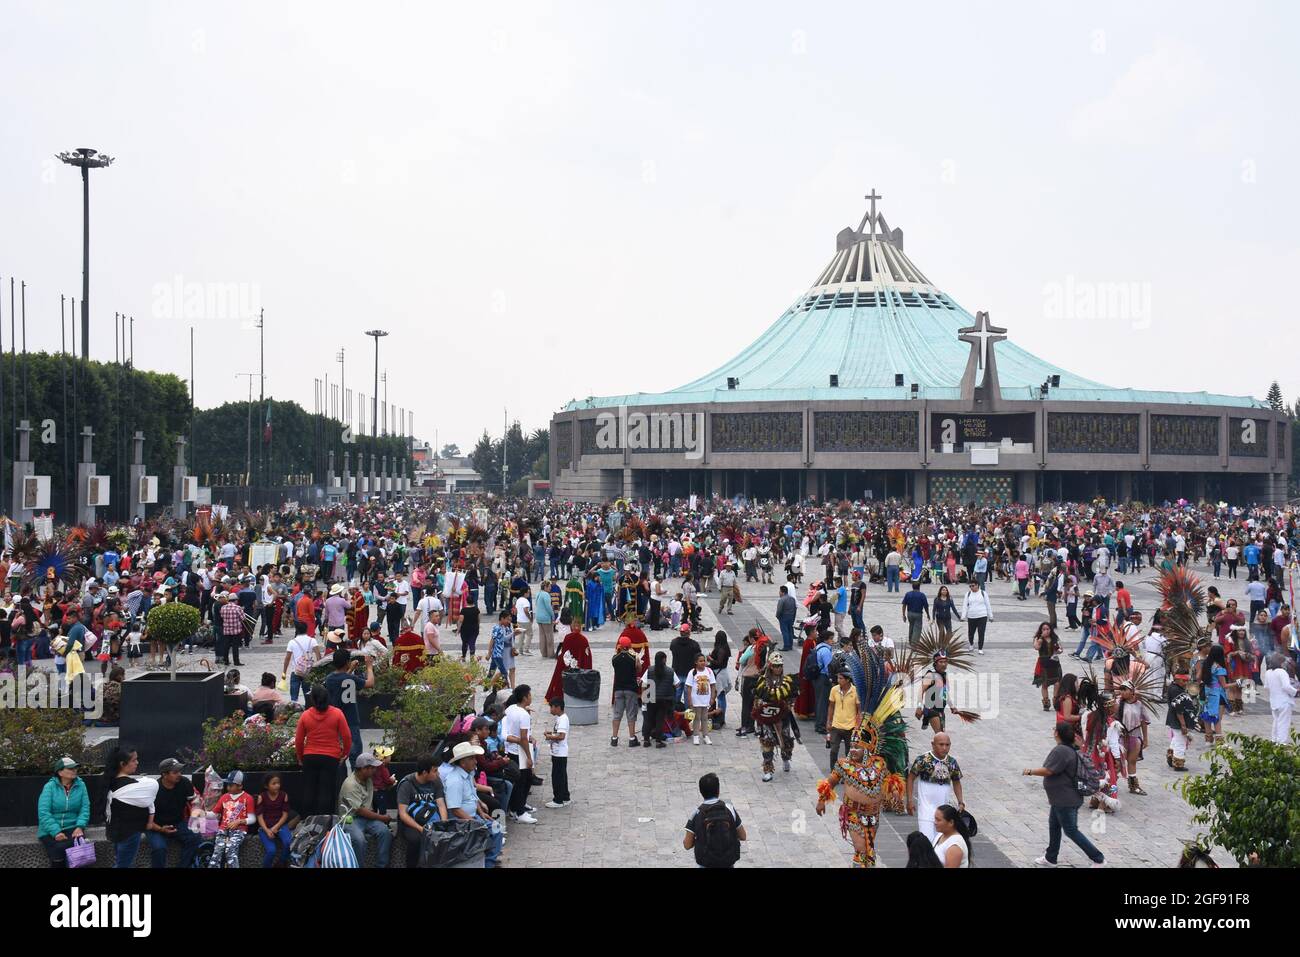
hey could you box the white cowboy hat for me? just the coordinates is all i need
[451,741,484,763]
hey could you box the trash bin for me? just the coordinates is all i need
[563,668,601,725]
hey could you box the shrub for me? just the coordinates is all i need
[184,711,301,773]
[374,657,483,760]
[1177,732,1300,867]
[0,709,88,774]
[306,655,409,697]
[147,603,202,679]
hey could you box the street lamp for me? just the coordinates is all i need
[56,147,114,359]
[364,330,388,438]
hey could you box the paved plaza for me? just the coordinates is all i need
[60,559,1278,869]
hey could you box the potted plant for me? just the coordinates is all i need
[119,603,225,765]
[182,711,306,802]
[0,709,108,828]
[374,657,483,760]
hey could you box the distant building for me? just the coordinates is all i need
[551,194,1289,505]
[415,454,483,493]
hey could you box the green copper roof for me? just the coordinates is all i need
[565,202,1265,412]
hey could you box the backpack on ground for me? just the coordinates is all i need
[693,801,741,868]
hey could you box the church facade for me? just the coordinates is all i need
[549,195,1289,505]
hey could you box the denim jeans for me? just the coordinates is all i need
[886,566,899,592]
[113,832,144,868]
[16,639,33,666]
[779,618,795,650]
[147,827,202,868]
[1045,804,1104,864]
[258,827,294,867]
[347,817,392,868]
[289,673,309,705]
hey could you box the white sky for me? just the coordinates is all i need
[2,1,1297,450]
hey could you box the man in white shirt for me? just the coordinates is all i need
[514,593,534,655]
[413,588,443,632]
[501,686,539,824]
[392,572,412,625]
[1264,654,1297,744]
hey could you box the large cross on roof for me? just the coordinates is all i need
[856,188,883,239]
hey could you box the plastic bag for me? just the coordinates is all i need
[562,668,601,701]
[317,820,359,868]
[418,818,492,867]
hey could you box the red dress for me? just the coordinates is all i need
[546,631,593,701]
[793,639,816,719]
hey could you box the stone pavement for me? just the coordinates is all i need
[61,559,1279,868]
[497,560,1276,868]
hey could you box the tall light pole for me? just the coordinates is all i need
[364,330,388,438]
[335,348,345,428]
[381,370,388,436]
[56,147,114,359]
[235,372,258,501]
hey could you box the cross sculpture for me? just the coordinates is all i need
[865,189,881,238]
[958,311,1008,406]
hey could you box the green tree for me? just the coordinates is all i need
[1177,732,1300,867]
[439,443,461,458]
[1266,380,1284,412]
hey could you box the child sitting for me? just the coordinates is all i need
[210,771,256,868]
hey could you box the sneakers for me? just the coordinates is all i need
[693,735,701,746]
[735,729,750,737]
[977,649,984,655]
[703,735,713,745]
[544,800,568,809]
[762,771,773,782]
[610,737,618,747]
[782,759,791,772]
[655,740,666,749]
[1033,856,1057,867]
[629,737,641,748]
[1091,861,1106,868]
[510,812,539,825]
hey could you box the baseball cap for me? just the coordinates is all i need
[354,753,382,769]
[224,770,244,785]
[52,756,79,772]
[617,636,631,649]
[159,758,184,774]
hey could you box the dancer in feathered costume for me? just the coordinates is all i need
[751,651,797,782]
[814,642,907,867]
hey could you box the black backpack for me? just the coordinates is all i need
[693,801,741,868]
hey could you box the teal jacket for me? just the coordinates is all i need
[37,776,91,839]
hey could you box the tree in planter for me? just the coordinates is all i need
[1177,732,1300,867]
[373,657,484,760]
[146,602,202,679]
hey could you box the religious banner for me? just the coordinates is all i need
[1150,414,1218,456]
[929,412,1035,450]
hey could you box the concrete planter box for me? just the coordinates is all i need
[0,774,108,829]
[120,672,225,766]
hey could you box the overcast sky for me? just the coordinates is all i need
[2,1,1297,451]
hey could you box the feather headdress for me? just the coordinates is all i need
[897,624,977,683]
[25,538,88,590]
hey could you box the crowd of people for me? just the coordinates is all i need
[14,490,1300,868]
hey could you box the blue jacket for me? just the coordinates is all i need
[38,776,91,839]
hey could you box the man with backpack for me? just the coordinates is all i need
[1021,721,1106,867]
[683,772,746,868]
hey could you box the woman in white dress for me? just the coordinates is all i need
[931,804,971,868]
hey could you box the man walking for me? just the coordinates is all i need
[718,563,737,616]
[811,630,834,735]
[775,585,797,651]
[216,592,244,666]
[901,581,930,648]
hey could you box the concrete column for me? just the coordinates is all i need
[1016,471,1037,505]
[172,435,189,520]
[327,450,337,491]
[128,431,147,523]
[342,450,352,503]
[1118,472,1133,503]
[622,467,634,499]
[10,419,35,525]
[912,470,929,505]
[77,427,100,525]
